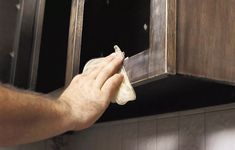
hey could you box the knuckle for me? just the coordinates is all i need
[101,60,109,66]
[113,58,123,66]
[73,74,81,80]
[110,61,121,70]
[99,98,109,108]
[105,64,114,73]
[73,74,84,82]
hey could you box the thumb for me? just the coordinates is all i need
[101,74,124,100]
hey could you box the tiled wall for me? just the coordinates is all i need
[65,103,235,150]
[2,103,235,150]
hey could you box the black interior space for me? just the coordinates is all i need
[36,0,72,93]
[100,76,235,122]
[80,0,150,72]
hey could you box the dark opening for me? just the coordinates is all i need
[99,75,235,122]
[36,0,72,93]
[80,0,150,71]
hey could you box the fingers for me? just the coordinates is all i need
[86,53,116,78]
[101,74,124,100]
[95,53,124,88]
[88,63,110,79]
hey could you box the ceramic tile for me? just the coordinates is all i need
[138,120,156,150]
[121,123,138,150]
[157,117,179,150]
[206,109,235,150]
[179,114,205,150]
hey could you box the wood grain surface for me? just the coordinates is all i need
[29,0,46,90]
[129,0,176,85]
[177,0,235,84]
[149,0,167,77]
[124,0,176,85]
[149,0,176,79]
[10,0,37,88]
[65,0,176,86]
[66,0,235,86]
[166,0,177,74]
[0,0,18,83]
[65,0,85,86]
[124,50,149,84]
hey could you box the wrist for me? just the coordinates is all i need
[57,94,94,131]
[55,98,75,132]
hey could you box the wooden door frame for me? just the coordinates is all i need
[28,0,46,90]
[65,0,85,86]
[65,0,176,87]
[10,0,40,89]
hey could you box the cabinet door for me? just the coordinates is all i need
[10,0,38,88]
[65,0,176,86]
[177,0,235,85]
[0,0,18,83]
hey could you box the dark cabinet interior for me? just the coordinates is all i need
[100,75,235,121]
[36,0,72,93]
[0,0,72,91]
[80,0,150,71]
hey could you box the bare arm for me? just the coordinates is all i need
[0,86,71,146]
[0,52,124,147]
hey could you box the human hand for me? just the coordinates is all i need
[59,52,124,131]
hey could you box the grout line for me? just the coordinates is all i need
[165,0,168,73]
[155,118,157,150]
[137,120,140,150]
[156,117,158,150]
[204,112,206,150]
[178,115,180,150]
[137,120,139,150]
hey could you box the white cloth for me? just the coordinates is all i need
[83,45,136,105]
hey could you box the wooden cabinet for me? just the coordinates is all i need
[177,0,235,85]
[0,0,38,87]
[15,0,73,92]
[66,0,235,86]
[64,0,235,121]
[0,0,18,83]
[65,0,177,86]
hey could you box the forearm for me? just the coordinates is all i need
[0,85,72,147]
